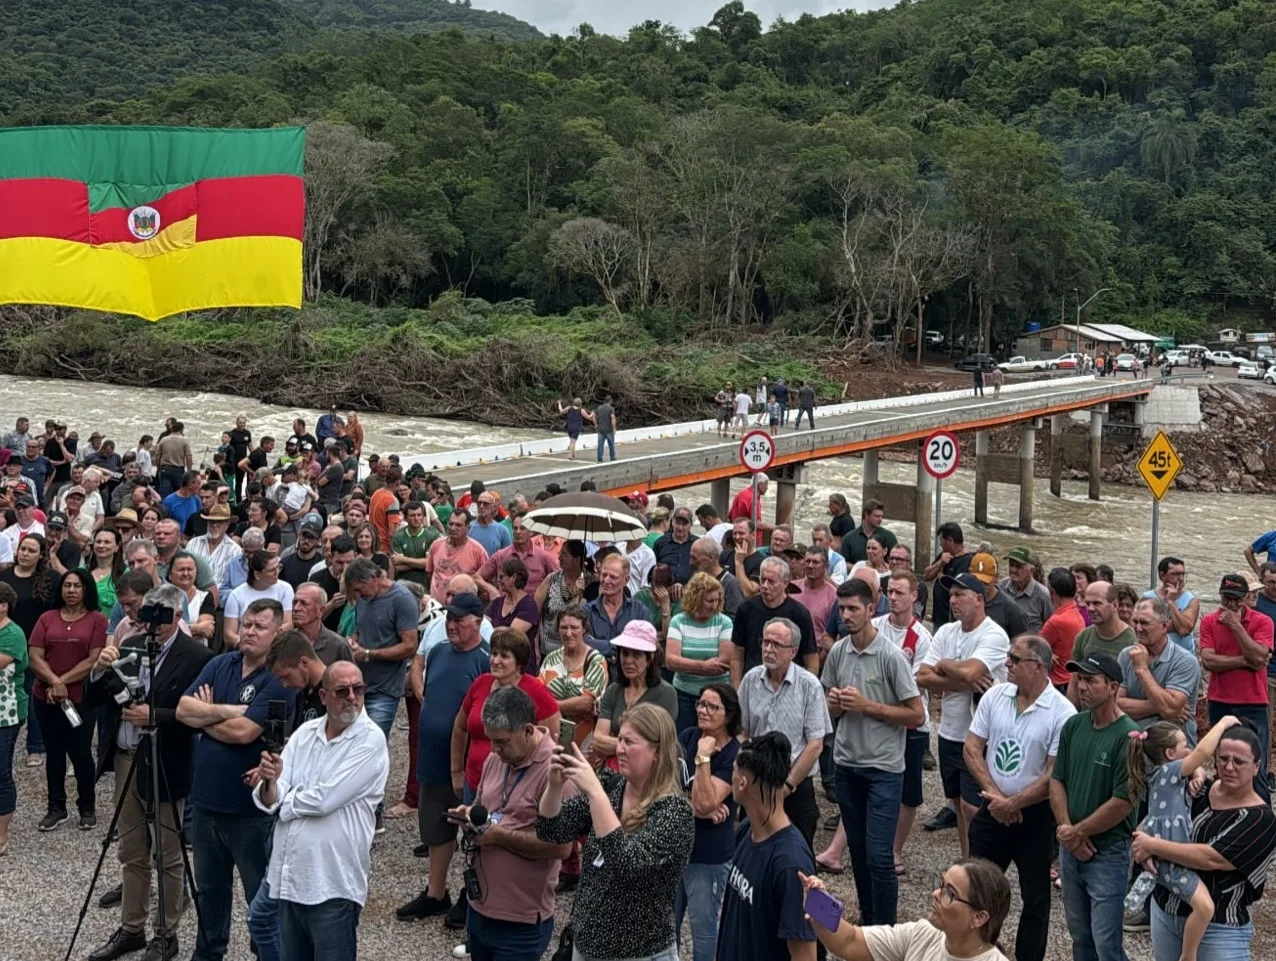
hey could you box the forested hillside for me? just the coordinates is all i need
[8,0,1276,356]
[286,0,540,39]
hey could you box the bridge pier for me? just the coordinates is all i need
[1049,414,1064,497]
[770,463,806,528]
[914,440,934,570]
[974,431,990,526]
[862,450,879,503]
[1019,421,1037,533]
[1089,405,1107,501]
[709,478,731,518]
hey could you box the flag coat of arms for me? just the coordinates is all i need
[0,125,305,321]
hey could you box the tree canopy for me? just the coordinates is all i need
[10,0,1276,349]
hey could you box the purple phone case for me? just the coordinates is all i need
[804,887,844,930]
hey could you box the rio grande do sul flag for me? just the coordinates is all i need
[0,125,304,321]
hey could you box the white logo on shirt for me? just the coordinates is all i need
[239,685,257,704]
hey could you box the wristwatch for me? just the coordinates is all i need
[695,755,712,766]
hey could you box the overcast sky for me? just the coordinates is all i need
[483,0,893,38]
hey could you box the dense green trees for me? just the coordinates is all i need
[9,0,1276,350]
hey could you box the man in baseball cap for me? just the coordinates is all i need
[1064,651,1124,684]
[1001,546,1051,633]
[969,552,1028,640]
[1198,572,1274,783]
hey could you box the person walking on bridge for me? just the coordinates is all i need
[794,381,816,430]
[592,396,616,463]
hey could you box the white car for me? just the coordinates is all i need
[997,356,1047,373]
[1238,361,1262,380]
[1265,368,1276,386]
[1163,350,1188,367]
[1206,350,1242,367]
[1049,353,1083,370]
[1115,353,1136,371]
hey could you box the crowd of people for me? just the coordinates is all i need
[0,408,1274,961]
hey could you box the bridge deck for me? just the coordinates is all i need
[417,377,1155,498]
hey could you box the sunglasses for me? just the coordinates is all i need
[330,683,366,700]
[1008,653,1041,665]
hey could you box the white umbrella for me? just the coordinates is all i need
[522,492,647,542]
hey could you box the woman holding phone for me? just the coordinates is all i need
[799,857,1012,961]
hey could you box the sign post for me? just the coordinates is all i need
[1136,431,1183,589]
[739,430,776,535]
[922,430,960,559]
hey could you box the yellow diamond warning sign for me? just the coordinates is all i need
[1137,431,1182,501]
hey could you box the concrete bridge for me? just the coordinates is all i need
[405,375,1158,568]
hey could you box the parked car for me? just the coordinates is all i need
[1205,350,1242,367]
[997,355,1048,373]
[924,331,944,346]
[1238,361,1262,380]
[1115,353,1136,371]
[1257,345,1273,360]
[1163,350,1188,368]
[1048,353,1082,370]
[954,353,997,372]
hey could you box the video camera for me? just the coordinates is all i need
[138,602,175,632]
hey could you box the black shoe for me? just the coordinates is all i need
[555,873,579,895]
[79,812,98,831]
[396,890,451,921]
[375,812,386,835]
[88,927,147,961]
[413,843,429,858]
[98,883,123,908]
[444,889,468,930]
[822,783,836,802]
[823,812,840,831]
[923,806,958,831]
[922,748,936,772]
[38,810,68,832]
[140,934,178,961]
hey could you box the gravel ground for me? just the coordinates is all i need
[3,704,1272,961]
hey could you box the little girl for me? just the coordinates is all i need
[1125,715,1241,961]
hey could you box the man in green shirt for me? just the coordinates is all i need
[1070,581,1135,665]
[390,501,439,590]
[1049,652,1137,961]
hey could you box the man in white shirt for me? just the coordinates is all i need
[872,570,934,871]
[253,660,389,960]
[916,573,1009,857]
[964,634,1076,961]
[2,495,42,553]
[694,504,734,550]
[186,505,244,598]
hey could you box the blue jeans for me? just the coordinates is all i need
[834,765,904,924]
[675,691,699,737]
[1059,839,1131,961]
[466,907,553,961]
[280,897,361,961]
[190,806,274,961]
[1207,701,1269,783]
[777,403,788,426]
[597,433,616,462]
[674,861,729,961]
[23,669,42,754]
[1150,901,1252,961]
[248,875,281,961]
[0,724,18,814]
[364,692,399,816]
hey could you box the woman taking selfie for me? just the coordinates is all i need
[801,858,1012,961]
[27,570,107,831]
[537,703,693,961]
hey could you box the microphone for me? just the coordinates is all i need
[467,803,491,835]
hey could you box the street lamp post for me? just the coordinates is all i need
[1073,287,1111,369]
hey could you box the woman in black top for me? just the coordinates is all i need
[538,702,693,961]
[1136,725,1276,961]
[557,398,585,460]
[0,534,56,764]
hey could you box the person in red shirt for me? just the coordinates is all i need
[1200,573,1274,781]
[450,628,561,797]
[368,466,403,550]
[1039,567,1087,694]
[727,474,772,544]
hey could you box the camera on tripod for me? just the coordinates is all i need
[138,602,175,631]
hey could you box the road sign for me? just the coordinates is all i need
[739,430,775,472]
[922,430,960,480]
[1137,431,1182,501]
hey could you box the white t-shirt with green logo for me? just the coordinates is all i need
[968,682,1076,796]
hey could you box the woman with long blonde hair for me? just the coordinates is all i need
[537,702,693,961]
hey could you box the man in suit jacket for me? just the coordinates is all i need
[86,583,213,961]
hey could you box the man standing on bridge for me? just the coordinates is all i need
[793,380,816,430]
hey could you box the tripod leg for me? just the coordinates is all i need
[155,753,204,935]
[62,752,138,961]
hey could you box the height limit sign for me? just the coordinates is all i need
[739,430,776,472]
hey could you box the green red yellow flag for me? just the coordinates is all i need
[0,125,305,321]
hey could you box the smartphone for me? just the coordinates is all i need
[558,719,577,749]
[804,887,844,931]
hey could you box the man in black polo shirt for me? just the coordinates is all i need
[653,506,698,586]
[731,555,818,684]
[840,498,898,567]
[969,553,1028,640]
[922,522,973,629]
[267,629,329,727]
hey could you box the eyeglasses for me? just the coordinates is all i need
[761,638,794,649]
[1215,753,1254,769]
[1008,654,1041,666]
[936,875,977,908]
[330,683,366,700]
[696,700,722,713]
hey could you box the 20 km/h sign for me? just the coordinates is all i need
[922,430,960,480]
[739,430,776,472]
[1137,431,1183,501]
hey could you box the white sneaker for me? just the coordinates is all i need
[452,944,469,958]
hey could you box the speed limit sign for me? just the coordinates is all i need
[739,430,775,472]
[923,430,960,480]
